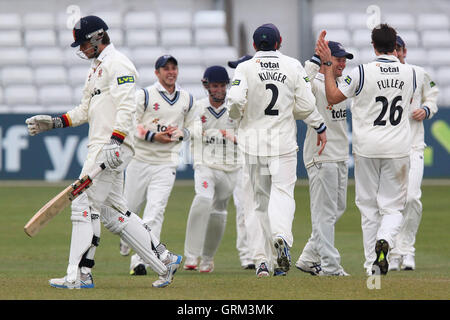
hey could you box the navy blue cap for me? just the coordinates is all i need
[328,41,353,59]
[228,55,253,68]
[396,35,405,48]
[253,23,281,50]
[202,65,230,84]
[71,15,108,47]
[155,55,178,69]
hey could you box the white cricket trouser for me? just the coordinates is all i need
[391,149,424,257]
[354,155,409,271]
[184,165,238,261]
[67,144,134,282]
[233,166,256,266]
[124,159,177,242]
[299,161,348,274]
[246,151,297,270]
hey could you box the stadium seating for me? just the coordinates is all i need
[0,13,21,30]
[124,11,158,30]
[1,3,449,113]
[0,7,234,112]
[4,85,38,105]
[311,7,450,107]
[0,30,22,47]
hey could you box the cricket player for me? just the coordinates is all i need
[316,24,417,275]
[389,36,439,271]
[25,16,181,289]
[295,40,353,276]
[122,55,195,275]
[183,66,242,272]
[227,23,327,277]
[229,55,258,270]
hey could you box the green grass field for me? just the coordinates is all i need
[0,182,449,300]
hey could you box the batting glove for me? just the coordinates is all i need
[25,115,53,136]
[102,139,123,169]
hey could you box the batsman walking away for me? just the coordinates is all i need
[25,15,182,289]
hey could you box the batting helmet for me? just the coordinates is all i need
[71,15,109,47]
[201,66,230,85]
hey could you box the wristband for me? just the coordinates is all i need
[315,123,326,134]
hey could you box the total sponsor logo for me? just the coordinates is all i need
[376,63,399,74]
[256,59,279,69]
[326,104,347,120]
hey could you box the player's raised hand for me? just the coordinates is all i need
[25,115,54,136]
[316,30,332,63]
[317,130,327,156]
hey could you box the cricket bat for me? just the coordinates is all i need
[24,163,106,237]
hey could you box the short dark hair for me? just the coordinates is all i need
[371,23,397,54]
[101,31,110,45]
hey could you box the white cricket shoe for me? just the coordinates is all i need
[401,254,415,271]
[199,259,214,273]
[119,239,131,256]
[49,273,94,289]
[388,255,402,271]
[295,259,322,276]
[152,253,182,288]
[183,256,198,271]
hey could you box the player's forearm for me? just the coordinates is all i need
[112,95,137,143]
[421,90,439,119]
[323,66,346,105]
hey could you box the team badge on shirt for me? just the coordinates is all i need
[232,80,241,86]
[344,76,352,85]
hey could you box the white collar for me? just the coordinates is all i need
[254,50,281,58]
[154,80,181,95]
[374,54,399,62]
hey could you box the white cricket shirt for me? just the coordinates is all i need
[226,50,324,156]
[339,54,416,158]
[303,60,349,168]
[133,81,195,165]
[65,44,138,151]
[190,97,242,172]
[406,64,439,150]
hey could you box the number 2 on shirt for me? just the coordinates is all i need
[264,83,279,116]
